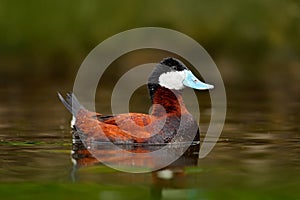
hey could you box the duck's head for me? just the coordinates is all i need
[148,57,214,98]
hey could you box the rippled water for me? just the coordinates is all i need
[1,82,300,199]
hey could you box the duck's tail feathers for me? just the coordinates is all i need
[57,92,84,116]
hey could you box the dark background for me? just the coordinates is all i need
[1,0,299,90]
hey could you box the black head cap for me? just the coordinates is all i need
[160,57,188,71]
[149,57,188,83]
[148,57,188,101]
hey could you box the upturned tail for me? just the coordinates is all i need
[57,92,84,116]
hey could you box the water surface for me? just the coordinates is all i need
[0,82,300,200]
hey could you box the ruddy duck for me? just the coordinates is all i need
[58,57,213,144]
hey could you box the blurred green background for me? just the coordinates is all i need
[1,0,299,87]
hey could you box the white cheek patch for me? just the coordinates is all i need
[158,70,187,90]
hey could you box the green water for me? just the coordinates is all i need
[0,82,300,200]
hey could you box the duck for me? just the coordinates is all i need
[58,57,214,144]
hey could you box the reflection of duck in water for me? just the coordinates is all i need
[59,57,213,143]
[71,132,200,168]
[71,136,201,200]
[71,140,201,199]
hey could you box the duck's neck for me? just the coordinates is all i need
[149,84,188,116]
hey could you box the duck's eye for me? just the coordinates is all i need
[171,66,177,70]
